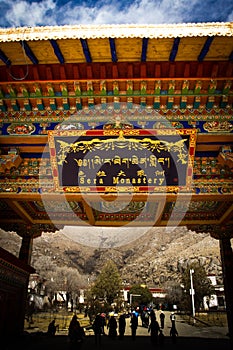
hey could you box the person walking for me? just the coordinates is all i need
[118,314,126,340]
[107,315,117,339]
[170,322,178,344]
[159,310,165,329]
[130,312,138,341]
[170,312,176,325]
[92,314,103,346]
[148,313,160,345]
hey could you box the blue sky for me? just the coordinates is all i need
[0,0,233,28]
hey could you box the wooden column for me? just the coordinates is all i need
[19,234,33,265]
[0,247,35,340]
[219,237,233,345]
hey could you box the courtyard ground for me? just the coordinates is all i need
[4,310,231,350]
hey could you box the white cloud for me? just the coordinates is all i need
[3,0,56,27]
[55,0,189,25]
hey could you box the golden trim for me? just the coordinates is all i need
[0,22,232,42]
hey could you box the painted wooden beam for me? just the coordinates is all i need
[20,41,38,64]
[80,39,92,63]
[141,38,149,62]
[229,50,233,62]
[0,49,11,66]
[169,38,180,62]
[109,38,117,63]
[198,36,214,62]
[50,39,65,64]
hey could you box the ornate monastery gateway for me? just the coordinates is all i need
[0,22,232,236]
[0,21,233,342]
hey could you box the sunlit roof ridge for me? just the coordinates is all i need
[0,22,232,42]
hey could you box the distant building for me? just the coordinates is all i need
[203,275,225,310]
[123,286,167,305]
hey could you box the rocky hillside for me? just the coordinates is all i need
[0,226,224,287]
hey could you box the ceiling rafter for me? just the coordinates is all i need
[198,36,214,62]
[141,37,149,62]
[169,37,180,62]
[80,38,92,63]
[49,39,65,64]
[20,41,38,64]
[229,50,233,61]
[0,49,11,66]
[109,38,117,62]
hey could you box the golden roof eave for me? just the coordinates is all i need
[0,22,233,42]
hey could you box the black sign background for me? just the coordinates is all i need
[53,132,191,190]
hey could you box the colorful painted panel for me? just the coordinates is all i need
[7,123,35,135]
[161,201,232,222]
[93,201,158,222]
[19,201,86,221]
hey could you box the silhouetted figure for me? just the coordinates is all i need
[148,313,160,345]
[107,315,117,339]
[170,312,176,326]
[100,313,106,335]
[68,315,85,346]
[159,310,165,329]
[25,298,35,327]
[170,323,178,344]
[118,314,126,340]
[130,313,138,340]
[47,319,58,336]
[149,309,156,320]
[141,307,150,327]
[92,314,103,345]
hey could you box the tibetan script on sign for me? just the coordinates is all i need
[48,129,196,193]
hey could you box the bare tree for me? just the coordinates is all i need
[31,255,89,310]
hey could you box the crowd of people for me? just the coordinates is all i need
[47,308,179,347]
[91,308,178,346]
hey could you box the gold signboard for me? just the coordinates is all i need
[48,128,197,193]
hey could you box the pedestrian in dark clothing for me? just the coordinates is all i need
[149,309,156,319]
[130,313,138,340]
[100,313,106,335]
[141,307,150,328]
[170,312,176,325]
[68,315,85,346]
[159,310,165,329]
[107,315,117,339]
[170,323,178,344]
[47,319,58,336]
[148,314,160,345]
[92,314,103,345]
[118,314,126,340]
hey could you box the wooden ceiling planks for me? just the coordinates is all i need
[87,38,112,62]
[56,39,87,63]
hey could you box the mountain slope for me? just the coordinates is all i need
[0,226,223,286]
